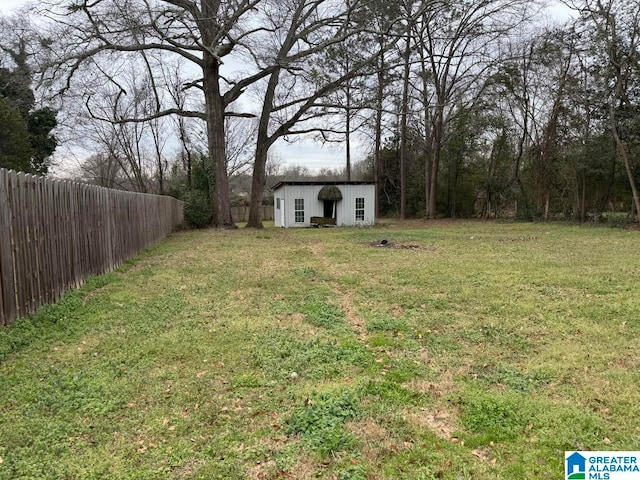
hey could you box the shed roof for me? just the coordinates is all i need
[272,180,375,191]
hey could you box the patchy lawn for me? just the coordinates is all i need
[1,221,638,479]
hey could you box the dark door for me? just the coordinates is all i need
[323,200,335,218]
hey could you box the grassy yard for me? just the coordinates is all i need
[1,221,638,479]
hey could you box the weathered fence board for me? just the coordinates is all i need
[0,168,184,326]
[0,170,16,325]
[230,205,274,223]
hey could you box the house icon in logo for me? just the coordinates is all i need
[566,452,587,479]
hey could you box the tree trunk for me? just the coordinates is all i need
[247,142,268,228]
[537,43,571,220]
[374,81,382,217]
[246,111,269,229]
[399,19,412,220]
[345,87,351,182]
[424,149,432,219]
[178,117,193,190]
[247,68,281,229]
[202,53,235,228]
[418,43,432,219]
[513,122,530,216]
[374,37,385,218]
[581,175,586,223]
[427,105,443,218]
[344,43,352,183]
[544,194,550,221]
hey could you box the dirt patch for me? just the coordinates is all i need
[339,289,368,341]
[346,419,389,443]
[346,419,412,465]
[471,445,496,463]
[404,407,458,441]
[368,240,422,250]
[285,456,317,480]
[246,460,279,480]
[275,312,306,326]
[368,240,427,250]
[306,242,368,341]
[404,365,465,398]
[244,435,303,479]
[173,458,207,478]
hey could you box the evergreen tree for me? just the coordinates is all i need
[0,65,57,175]
[0,95,34,172]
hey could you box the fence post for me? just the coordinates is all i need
[0,169,17,325]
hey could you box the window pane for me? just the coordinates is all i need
[294,198,304,223]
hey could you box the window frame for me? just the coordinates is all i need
[355,197,365,221]
[294,198,305,223]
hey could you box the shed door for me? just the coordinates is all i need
[323,200,336,219]
[280,198,285,226]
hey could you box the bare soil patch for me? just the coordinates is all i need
[367,240,435,251]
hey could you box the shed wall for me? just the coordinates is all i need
[273,184,375,228]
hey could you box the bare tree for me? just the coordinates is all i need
[39,0,278,227]
[78,153,125,189]
[533,29,581,219]
[398,1,415,219]
[78,62,172,193]
[567,0,640,219]
[226,116,257,179]
[245,0,384,228]
[413,0,534,218]
[491,39,538,217]
[368,1,402,218]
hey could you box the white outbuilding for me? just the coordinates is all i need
[272,181,376,228]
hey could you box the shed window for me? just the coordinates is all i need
[355,197,365,221]
[276,198,281,210]
[294,198,304,223]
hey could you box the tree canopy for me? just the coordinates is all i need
[5,0,638,223]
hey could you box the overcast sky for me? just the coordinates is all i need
[0,0,27,13]
[1,0,576,174]
[0,0,578,17]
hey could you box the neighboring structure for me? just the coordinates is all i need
[272,181,375,228]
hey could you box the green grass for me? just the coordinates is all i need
[0,220,638,479]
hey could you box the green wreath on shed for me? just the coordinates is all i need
[317,185,343,201]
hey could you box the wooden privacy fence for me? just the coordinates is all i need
[0,168,184,326]
[231,205,274,223]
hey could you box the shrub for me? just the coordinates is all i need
[183,189,212,228]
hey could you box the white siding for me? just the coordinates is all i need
[274,196,285,227]
[273,184,375,228]
[333,185,375,226]
[284,185,323,227]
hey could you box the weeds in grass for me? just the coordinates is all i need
[455,384,604,452]
[472,364,553,392]
[286,390,360,457]
[367,313,410,333]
